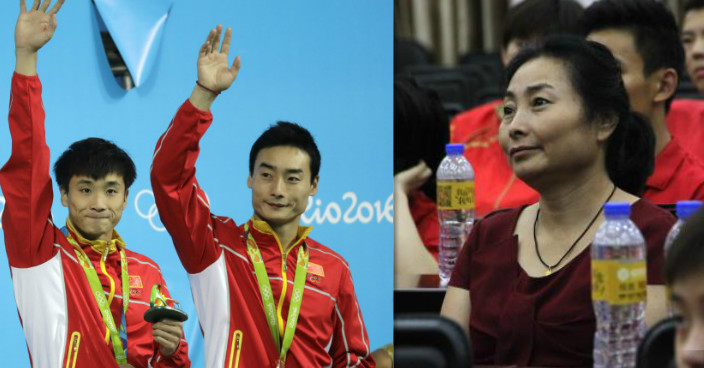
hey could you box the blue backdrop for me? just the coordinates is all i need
[0,1,392,366]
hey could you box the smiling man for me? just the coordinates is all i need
[0,1,190,367]
[150,25,374,368]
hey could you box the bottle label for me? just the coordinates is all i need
[437,181,475,210]
[591,260,647,305]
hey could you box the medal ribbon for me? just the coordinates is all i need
[63,228,129,364]
[244,223,308,364]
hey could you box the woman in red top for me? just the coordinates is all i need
[441,36,675,366]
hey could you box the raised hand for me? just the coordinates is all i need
[197,25,241,94]
[16,0,65,56]
[15,0,65,75]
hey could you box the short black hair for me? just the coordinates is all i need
[506,35,655,196]
[581,0,684,110]
[684,0,704,15]
[665,208,704,284]
[53,137,137,192]
[394,76,449,200]
[249,122,321,182]
[502,0,584,49]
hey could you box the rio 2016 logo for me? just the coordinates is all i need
[301,192,393,225]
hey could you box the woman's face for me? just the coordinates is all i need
[499,56,602,185]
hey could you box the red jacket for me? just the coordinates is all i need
[450,100,539,217]
[667,99,704,163]
[0,73,190,368]
[150,100,375,368]
[643,137,704,203]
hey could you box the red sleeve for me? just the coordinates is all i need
[0,73,60,268]
[150,99,220,274]
[151,275,190,367]
[329,267,375,368]
[448,217,482,289]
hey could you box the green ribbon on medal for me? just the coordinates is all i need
[67,234,129,364]
[244,223,309,366]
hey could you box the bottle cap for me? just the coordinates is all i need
[676,200,703,219]
[603,201,630,218]
[445,143,464,155]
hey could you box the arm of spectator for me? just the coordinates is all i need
[645,285,667,328]
[440,287,471,338]
[394,161,438,281]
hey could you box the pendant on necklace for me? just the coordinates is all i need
[545,267,552,276]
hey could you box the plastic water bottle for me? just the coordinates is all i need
[436,143,475,287]
[664,200,702,254]
[591,202,647,368]
[664,200,702,316]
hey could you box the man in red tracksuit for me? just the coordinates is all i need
[150,25,375,368]
[0,1,190,367]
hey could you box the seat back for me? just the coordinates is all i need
[636,316,678,368]
[395,314,473,368]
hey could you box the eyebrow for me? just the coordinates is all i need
[259,162,304,175]
[75,179,122,187]
[505,83,554,99]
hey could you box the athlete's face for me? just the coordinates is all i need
[248,146,318,227]
[60,174,128,242]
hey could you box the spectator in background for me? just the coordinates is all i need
[451,0,584,218]
[666,208,704,367]
[584,0,704,203]
[683,0,704,94]
[672,0,704,163]
[442,36,673,367]
[394,76,449,281]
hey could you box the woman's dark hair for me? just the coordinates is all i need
[394,76,449,200]
[665,207,704,285]
[54,137,137,192]
[505,35,655,196]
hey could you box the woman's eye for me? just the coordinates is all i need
[533,97,549,107]
[501,105,514,118]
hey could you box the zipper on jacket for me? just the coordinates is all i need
[65,331,81,368]
[228,330,243,368]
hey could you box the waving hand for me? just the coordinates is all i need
[15,0,65,75]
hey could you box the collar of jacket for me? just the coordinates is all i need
[65,217,126,256]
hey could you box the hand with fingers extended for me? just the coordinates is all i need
[152,319,183,357]
[197,24,241,94]
[16,0,65,56]
[15,0,65,75]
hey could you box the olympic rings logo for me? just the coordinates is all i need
[292,288,302,303]
[134,189,165,232]
[262,285,272,299]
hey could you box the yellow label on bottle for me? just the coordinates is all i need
[591,260,647,305]
[437,181,475,210]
